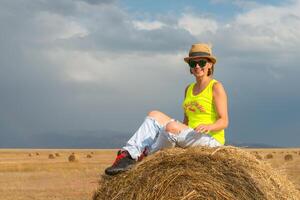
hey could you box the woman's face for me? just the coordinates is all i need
[189,58,212,77]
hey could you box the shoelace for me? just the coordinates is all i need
[112,151,128,166]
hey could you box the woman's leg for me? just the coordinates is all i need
[122,110,174,160]
[105,110,174,175]
[164,121,222,148]
[150,120,189,154]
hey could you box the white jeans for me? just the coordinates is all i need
[123,116,221,160]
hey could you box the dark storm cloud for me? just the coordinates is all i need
[0,0,195,143]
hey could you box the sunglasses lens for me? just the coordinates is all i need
[189,61,196,68]
[199,60,207,67]
[188,60,207,68]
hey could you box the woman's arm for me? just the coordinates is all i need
[211,82,229,130]
[183,114,188,125]
[183,85,189,125]
[194,82,228,133]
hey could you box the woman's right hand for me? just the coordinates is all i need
[194,124,213,134]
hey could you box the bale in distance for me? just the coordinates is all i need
[28,153,32,157]
[265,153,273,159]
[68,154,78,162]
[284,154,293,161]
[87,154,92,158]
[94,147,300,200]
[36,152,39,156]
[48,154,55,159]
[55,153,60,157]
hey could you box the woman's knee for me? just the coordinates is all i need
[147,110,172,125]
[165,121,180,134]
[147,110,162,118]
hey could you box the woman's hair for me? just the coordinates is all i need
[208,64,214,76]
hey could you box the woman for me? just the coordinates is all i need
[105,43,228,176]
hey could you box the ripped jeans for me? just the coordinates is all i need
[123,116,222,160]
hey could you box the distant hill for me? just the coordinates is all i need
[0,130,131,149]
[226,141,281,148]
[0,130,281,149]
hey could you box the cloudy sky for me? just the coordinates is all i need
[1,0,300,147]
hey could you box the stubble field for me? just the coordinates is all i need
[0,148,299,200]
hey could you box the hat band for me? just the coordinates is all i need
[189,52,211,57]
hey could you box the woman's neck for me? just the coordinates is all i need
[195,76,211,87]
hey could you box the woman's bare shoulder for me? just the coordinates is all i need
[212,81,226,95]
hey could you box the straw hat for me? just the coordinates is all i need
[184,43,217,64]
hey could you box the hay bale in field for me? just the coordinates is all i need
[36,152,39,156]
[87,154,92,158]
[93,147,300,200]
[48,154,55,159]
[68,154,78,162]
[91,152,94,154]
[254,154,263,160]
[284,154,293,161]
[28,153,32,157]
[265,153,273,159]
[55,153,60,157]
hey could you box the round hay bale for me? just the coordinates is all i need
[284,154,293,161]
[55,153,60,157]
[68,154,78,162]
[36,152,39,156]
[94,147,300,200]
[48,154,55,159]
[265,153,273,159]
[87,154,92,158]
[91,152,94,154]
[28,153,32,157]
[254,154,263,160]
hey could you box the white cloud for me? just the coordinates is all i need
[132,20,165,30]
[177,14,218,37]
[34,12,89,42]
[234,4,300,46]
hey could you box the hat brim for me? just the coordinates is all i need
[184,56,217,64]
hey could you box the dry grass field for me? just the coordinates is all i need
[0,148,299,200]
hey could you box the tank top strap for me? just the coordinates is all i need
[207,79,218,94]
[186,83,195,97]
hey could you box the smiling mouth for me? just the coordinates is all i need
[195,68,204,73]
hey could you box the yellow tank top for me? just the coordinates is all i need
[182,79,225,145]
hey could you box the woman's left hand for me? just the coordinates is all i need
[194,124,213,134]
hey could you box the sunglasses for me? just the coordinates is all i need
[188,59,207,68]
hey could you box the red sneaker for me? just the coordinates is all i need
[105,150,136,176]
